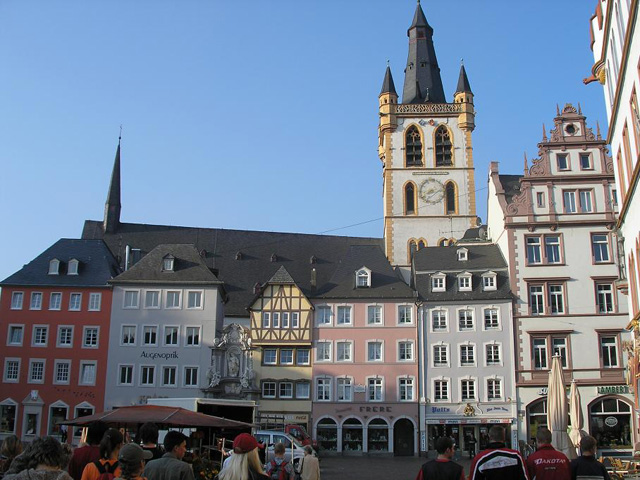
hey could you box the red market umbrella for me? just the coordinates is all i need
[61,405,254,429]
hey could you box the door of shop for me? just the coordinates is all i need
[462,426,477,459]
[393,419,414,456]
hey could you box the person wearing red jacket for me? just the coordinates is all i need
[526,428,570,480]
[469,426,529,480]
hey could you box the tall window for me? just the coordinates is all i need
[405,126,423,166]
[69,293,82,311]
[399,341,413,361]
[433,345,448,366]
[484,308,499,329]
[487,379,502,400]
[527,237,542,264]
[399,378,414,401]
[592,234,611,263]
[460,345,475,366]
[186,327,200,346]
[601,336,618,368]
[432,310,447,331]
[579,190,594,212]
[184,367,198,386]
[597,283,615,313]
[552,338,567,367]
[398,305,412,324]
[445,183,456,214]
[337,342,352,362]
[405,183,416,215]
[49,292,62,310]
[458,309,474,330]
[544,236,561,264]
[368,305,382,325]
[317,306,332,325]
[337,378,352,402]
[533,338,547,369]
[30,293,42,310]
[337,306,352,325]
[262,382,276,398]
[143,326,157,346]
[435,126,453,166]
[83,327,98,348]
[10,292,23,310]
[88,293,102,311]
[123,291,139,309]
[368,342,382,362]
[434,380,449,401]
[529,285,545,314]
[549,285,565,314]
[368,378,383,402]
[563,191,577,213]
[461,379,476,400]
[316,378,331,401]
[162,366,177,386]
[486,344,501,365]
[316,342,331,362]
[557,154,569,170]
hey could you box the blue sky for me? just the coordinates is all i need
[0,1,605,282]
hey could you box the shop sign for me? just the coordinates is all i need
[354,385,366,393]
[597,385,629,394]
[140,350,179,360]
[604,416,618,427]
[538,388,548,396]
[430,406,451,414]
[284,414,309,422]
[486,407,509,413]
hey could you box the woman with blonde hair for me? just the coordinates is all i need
[218,434,267,480]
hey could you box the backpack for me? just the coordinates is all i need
[269,459,288,480]
[93,460,119,480]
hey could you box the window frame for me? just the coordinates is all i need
[367,340,384,362]
[144,290,161,309]
[161,365,178,388]
[28,359,46,384]
[337,377,353,402]
[315,377,332,402]
[165,290,182,309]
[486,377,503,401]
[398,340,414,362]
[10,292,23,310]
[78,361,97,386]
[262,381,277,399]
[142,325,158,346]
[3,358,21,383]
[367,304,383,326]
[55,326,73,348]
[280,349,294,365]
[88,293,102,311]
[32,325,49,347]
[163,326,180,346]
[460,378,477,401]
[336,341,353,362]
[121,325,137,346]
[599,334,620,368]
[367,376,384,402]
[82,326,99,349]
[49,292,62,311]
[53,360,71,385]
[457,274,472,292]
[186,290,204,309]
[185,326,201,347]
[7,325,24,346]
[397,304,413,325]
[556,153,570,171]
[596,282,616,314]
[591,233,612,264]
[482,273,497,291]
[433,378,449,402]
[262,348,277,366]
[140,365,156,387]
[336,305,352,326]
[316,305,332,326]
[431,273,446,292]
[30,292,43,310]
[432,343,449,367]
[123,290,140,309]
[457,308,475,331]
[118,364,134,386]
[483,307,500,330]
[431,309,448,332]
[485,342,502,366]
[398,377,415,402]
[316,341,332,362]
[68,293,82,311]
[459,343,476,367]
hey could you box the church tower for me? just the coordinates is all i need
[378,1,477,273]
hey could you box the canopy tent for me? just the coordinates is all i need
[61,405,255,429]
[547,355,573,458]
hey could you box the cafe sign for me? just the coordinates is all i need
[597,385,629,394]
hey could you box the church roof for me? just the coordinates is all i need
[380,66,397,96]
[455,64,472,94]
[82,220,383,316]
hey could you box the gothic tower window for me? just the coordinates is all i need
[408,240,418,263]
[445,182,456,214]
[435,126,453,166]
[405,126,423,166]
[405,183,416,215]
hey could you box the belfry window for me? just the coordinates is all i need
[445,183,456,214]
[405,183,416,215]
[405,126,423,166]
[435,126,453,166]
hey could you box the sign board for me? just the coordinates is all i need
[354,385,366,393]
[597,385,630,394]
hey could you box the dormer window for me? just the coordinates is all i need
[235,251,243,260]
[162,255,175,272]
[48,259,60,275]
[458,272,472,292]
[457,248,468,261]
[67,259,79,275]
[431,273,446,292]
[356,268,371,288]
[482,272,497,291]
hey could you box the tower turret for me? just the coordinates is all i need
[454,63,475,131]
[402,0,446,104]
[378,65,398,161]
[103,139,121,234]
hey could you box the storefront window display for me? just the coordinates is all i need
[590,398,632,448]
[342,418,363,452]
[428,425,460,451]
[316,418,338,452]
[527,399,548,444]
[0,404,16,433]
[367,419,389,452]
[48,406,68,436]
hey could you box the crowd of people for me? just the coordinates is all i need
[415,425,612,480]
[0,426,319,480]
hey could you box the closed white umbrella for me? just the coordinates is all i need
[569,380,586,459]
[547,355,572,457]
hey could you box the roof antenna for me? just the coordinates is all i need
[387,59,390,67]
[460,58,464,66]
[119,124,123,145]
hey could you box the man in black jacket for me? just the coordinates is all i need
[415,437,465,480]
[570,436,610,480]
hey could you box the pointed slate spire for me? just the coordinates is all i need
[380,65,397,96]
[402,0,446,104]
[455,62,472,94]
[103,136,121,234]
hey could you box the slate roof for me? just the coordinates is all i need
[110,244,222,285]
[455,64,472,94]
[413,244,512,302]
[498,174,523,204]
[380,65,397,96]
[314,245,415,299]
[82,220,383,316]
[1,239,120,287]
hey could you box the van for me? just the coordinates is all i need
[254,430,308,467]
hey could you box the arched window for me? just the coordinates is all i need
[316,418,338,452]
[445,182,456,214]
[435,126,453,166]
[405,183,416,215]
[367,418,389,452]
[405,126,423,166]
[418,240,426,249]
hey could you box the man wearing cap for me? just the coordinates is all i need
[143,431,195,480]
[116,444,153,480]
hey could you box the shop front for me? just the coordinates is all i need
[521,385,634,454]
[313,403,419,456]
[423,403,517,457]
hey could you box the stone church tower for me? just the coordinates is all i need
[378,1,478,274]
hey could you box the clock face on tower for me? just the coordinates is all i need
[419,178,445,204]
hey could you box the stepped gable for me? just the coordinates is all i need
[314,244,414,299]
[1,239,120,286]
[413,244,512,302]
[81,220,383,316]
[111,243,222,284]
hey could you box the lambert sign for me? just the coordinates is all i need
[597,385,629,394]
